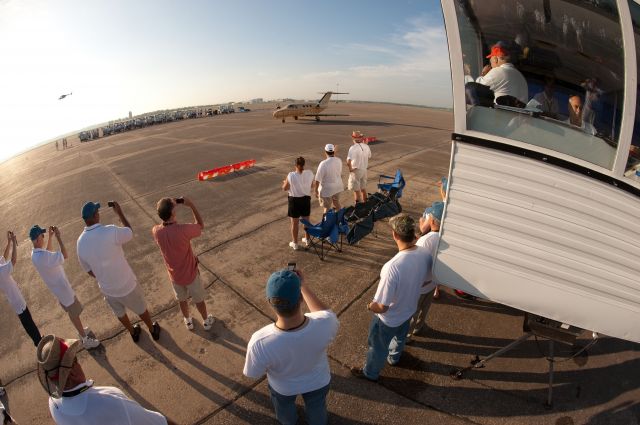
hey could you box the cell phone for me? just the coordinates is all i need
[287,262,296,271]
[176,197,184,204]
[107,201,115,207]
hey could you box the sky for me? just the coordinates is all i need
[0,0,452,162]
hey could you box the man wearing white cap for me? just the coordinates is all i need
[30,225,100,350]
[347,135,371,204]
[37,334,176,424]
[314,144,344,213]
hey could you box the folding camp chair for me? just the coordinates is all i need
[336,207,351,248]
[378,169,406,200]
[300,209,340,260]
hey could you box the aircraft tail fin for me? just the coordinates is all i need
[317,91,349,107]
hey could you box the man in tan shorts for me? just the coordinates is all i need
[30,225,100,349]
[347,135,372,204]
[153,197,215,331]
[314,144,344,213]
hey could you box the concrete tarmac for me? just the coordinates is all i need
[0,103,638,424]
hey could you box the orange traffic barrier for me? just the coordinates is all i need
[198,159,256,181]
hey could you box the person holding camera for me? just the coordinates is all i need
[152,197,215,331]
[244,267,339,425]
[77,201,160,343]
[1,230,42,346]
[30,225,100,349]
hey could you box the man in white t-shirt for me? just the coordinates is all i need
[1,230,42,346]
[347,136,372,204]
[244,268,339,425]
[37,334,176,425]
[77,201,160,343]
[408,201,444,338]
[476,44,528,106]
[314,144,344,213]
[30,225,100,350]
[351,214,432,382]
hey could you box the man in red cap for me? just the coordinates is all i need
[476,44,528,106]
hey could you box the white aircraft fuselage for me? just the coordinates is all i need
[273,91,347,123]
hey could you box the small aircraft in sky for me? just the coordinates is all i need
[58,92,72,100]
[273,91,349,123]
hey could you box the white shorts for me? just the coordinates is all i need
[348,168,367,191]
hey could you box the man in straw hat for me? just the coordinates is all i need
[351,214,433,382]
[37,334,175,424]
[30,225,100,350]
[346,133,371,204]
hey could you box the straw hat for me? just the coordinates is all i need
[36,335,81,398]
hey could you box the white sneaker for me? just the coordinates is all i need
[289,241,299,251]
[184,317,194,331]
[301,237,310,248]
[203,314,215,331]
[82,335,100,349]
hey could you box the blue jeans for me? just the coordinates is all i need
[363,315,411,380]
[268,383,330,425]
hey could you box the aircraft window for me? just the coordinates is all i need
[456,0,625,170]
[625,0,640,181]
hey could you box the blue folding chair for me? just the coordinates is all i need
[336,207,350,248]
[300,209,340,260]
[377,169,406,200]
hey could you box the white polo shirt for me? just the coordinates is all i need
[0,257,27,314]
[244,310,339,396]
[374,247,433,327]
[347,143,371,170]
[31,249,76,307]
[315,157,343,197]
[49,382,167,425]
[77,224,137,298]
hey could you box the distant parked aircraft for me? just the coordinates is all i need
[59,92,72,100]
[273,91,349,123]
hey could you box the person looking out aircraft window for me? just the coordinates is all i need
[476,44,528,107]
[533,76,559,119]
[567,95,597,136]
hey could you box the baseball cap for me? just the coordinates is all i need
[29,225,46,241]
[389,214,416,238]
[266,270,301,306]
[424,201,444,222]
[486,44,509,58]
[81,201,100,220]
[324,144,335,153]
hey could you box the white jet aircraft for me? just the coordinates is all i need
[273,91,349,123]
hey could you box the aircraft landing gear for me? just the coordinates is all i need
[315,116,320,122]
[282,118,285,123]
[294,116,298,120]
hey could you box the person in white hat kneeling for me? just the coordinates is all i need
[37,334,176,425]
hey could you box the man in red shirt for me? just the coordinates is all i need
[152,197,215,331]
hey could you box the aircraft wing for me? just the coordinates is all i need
[304,113,350,117]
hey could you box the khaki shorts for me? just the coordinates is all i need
[172,274,206,303]
[347,168,367,191]
[105,284,148,318]
[319,194,340,209]
[60,297,83,318]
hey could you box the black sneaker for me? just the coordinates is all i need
[131,324,142,343]
[350,367,379,383]
[151,322,161,341]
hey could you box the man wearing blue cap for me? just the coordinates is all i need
[77,201,160,342]
[244,268,339,425]
[408,201,444,338]
[30,224,100,349]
